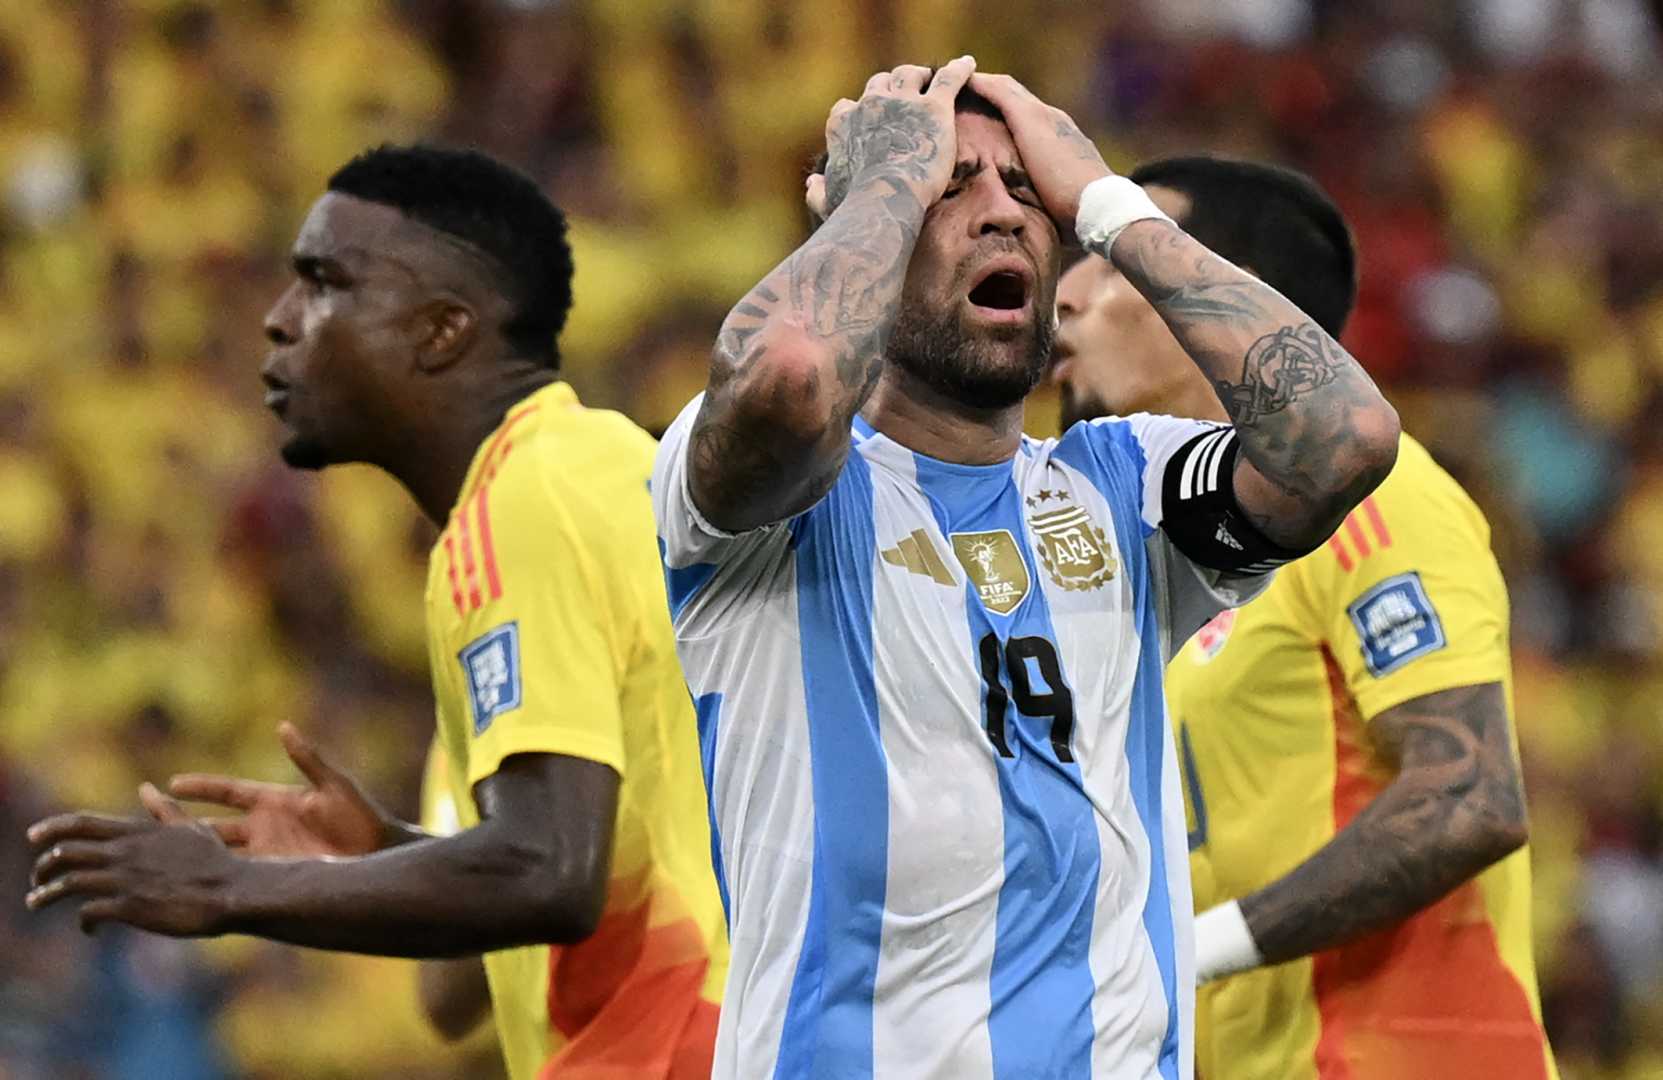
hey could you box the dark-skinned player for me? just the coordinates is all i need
[28,145,727,1080]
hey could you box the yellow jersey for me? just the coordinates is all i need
[417,738,461,837]
[424,381,727,1080]
[1168,435,1556,1080]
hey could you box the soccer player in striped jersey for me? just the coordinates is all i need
[653,60,1399,1078]
[1052,156,1558,1079]
[27,145,726,1079]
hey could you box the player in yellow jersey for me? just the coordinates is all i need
[26,145,727,1079]
[1052,156,1557,1079]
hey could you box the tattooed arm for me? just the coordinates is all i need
[972,73,1399,550]
[1235,682,1528,964]
[1106,224,1398,548]
[689,58,974,532]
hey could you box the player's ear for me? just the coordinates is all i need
[413,297,477,373]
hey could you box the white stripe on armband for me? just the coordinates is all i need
[1075,175,1176,258]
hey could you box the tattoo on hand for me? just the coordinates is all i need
[825,98,944,216]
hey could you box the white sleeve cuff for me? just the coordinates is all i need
[1194,900,1264,985]
[1075,175,1175,258]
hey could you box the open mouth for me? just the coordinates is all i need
[967,270,1030,312]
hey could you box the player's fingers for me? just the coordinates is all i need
[890,64,932,94]
[26,869,121,911]
[78,897,128,935]
[965,71,1031,112]
[30,841,109,887]
[927,55,977,101]
[202,818,251,848]
[279,722,340,789]
[26,812,145,849]
[139,783,191,826]
[168,774,267,810]
[825,98,854,143]
[805,173,829,219]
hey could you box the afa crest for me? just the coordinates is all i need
[1027,491,1116,593]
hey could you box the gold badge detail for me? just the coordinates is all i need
[950,530,1030,615]
[880,528,957,586]
[1030,502,1116,592]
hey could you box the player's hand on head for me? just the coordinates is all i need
[25,787,237,937]
[165,722,391,858]
[819,56,976,218]
[967,73,1112,231]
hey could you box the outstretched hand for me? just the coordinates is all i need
[967,73,1113,231]
[164,722,394,858]
[812,56,977,220]
[26,785,237,936]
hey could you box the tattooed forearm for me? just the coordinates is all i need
[710,170,923,409]
[1237,683,1528,965]
[1108,220,1398,549]
[690,98,944,531]
[1213,324,1341,426]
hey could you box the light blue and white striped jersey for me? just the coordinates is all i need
[653,396,1272,1080]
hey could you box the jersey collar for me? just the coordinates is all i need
[452,380,577,514]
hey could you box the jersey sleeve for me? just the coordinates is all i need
[651,393,805,634]
[437,460,630,790]
[417,739,461,837]
[653,393,791,564]
[1302,480,1510,722]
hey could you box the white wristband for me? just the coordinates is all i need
[1075,175,1175,258]
[1194,900,1263,985]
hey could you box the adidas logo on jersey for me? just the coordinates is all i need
[1215,523,1243,550]
[880,529,956,586]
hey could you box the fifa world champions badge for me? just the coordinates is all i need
[950,530,1030,615]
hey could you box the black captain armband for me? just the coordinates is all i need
[1160,427,1310,574]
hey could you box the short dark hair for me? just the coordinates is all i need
[1128,156,1357,337]
[328,144,573,367]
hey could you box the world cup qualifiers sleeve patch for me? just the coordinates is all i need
[459,622,523,734]
[1347,572,1447,677]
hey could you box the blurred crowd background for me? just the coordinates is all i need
[1,0,1661,1077]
